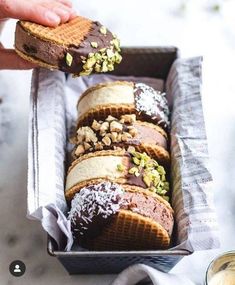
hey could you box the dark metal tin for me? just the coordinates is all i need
[47,47,191,274]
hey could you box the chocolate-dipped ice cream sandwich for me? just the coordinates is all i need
[65,149,170,201]
[68,181,174,250]
[71,114,170,165]
[77,81,170,129]
[15,16,122,75]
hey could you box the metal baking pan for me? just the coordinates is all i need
[47,47,192,274]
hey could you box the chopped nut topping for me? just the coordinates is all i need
[128,149,170,199]
[110,132,118,142]
[105,115,117,122]
[110,121,123,132]
[84,142,92,150]
[91,120,101,131]
[91,42,98,48]
[117,164,125,172]
[100,121,109,133]
[94,142,103,150]
[121,114,136,124]
[102,136,112,146]
[75,144,85,156]
[77,127,97,143]
[128,127,138,137]
[121,132,132,142]
[66,52,73,67]
[117,133,122,142]
[100,26,107,35]
[127,146,135,153]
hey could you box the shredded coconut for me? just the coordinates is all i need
[134,83,170,128]
[68,182,124,236]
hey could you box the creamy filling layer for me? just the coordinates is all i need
[78,84,135,118]
[65,156,126,191]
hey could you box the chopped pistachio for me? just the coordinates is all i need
[84,57,96,69]
[65,52,73,67]
[114,52,122,64]
[79,69,92,76]
[133,157,140,165]
[127,148,170,198]
[143,175,151,187]
[78,36,122,76]
[95,53,102,61]
[157,165,165,175]
[94,63,102,72]
[106,49,115,58]
[107,63,114,71]
[111,38,121,51]
[129,167,139,175]
[127,146,135,153]
[91,42,98,48]
[101,61,108,72]
[117,164,125,172]
[139,159,145,168]
[100,26,107,35]
[88,52,94,58]
[99,48,106,53]
[153,176,160,187]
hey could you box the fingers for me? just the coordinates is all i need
[0,48,37,69]
[56,0,73,8]
[42,2,75,24]
[0,0,77,27]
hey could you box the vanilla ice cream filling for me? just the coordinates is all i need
[78,84,135,118]
[66,156,125,191]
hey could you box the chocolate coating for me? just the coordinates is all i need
[68,182,124,239]
[134,83,170,129]
[15,21,116,74]
[69,183,173,242]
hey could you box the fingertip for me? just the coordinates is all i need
[52,7,70,23]
[70,10,78,19]
[44,10,61,26]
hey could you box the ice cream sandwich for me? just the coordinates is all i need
[15,16,122,75]
[65,149,170,201]
[68,181,174,250]
[77,81,170,129]
[71,114,170,165]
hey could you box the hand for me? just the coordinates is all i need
[0,0,76,70]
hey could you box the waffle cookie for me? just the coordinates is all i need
[68,181,174,250]
[71,114,170,165]
[65,149,170,201]
[14,16,122,75]
[77,81,170,129]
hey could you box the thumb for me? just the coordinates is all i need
[0,48,37,69]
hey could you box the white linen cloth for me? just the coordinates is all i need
[111,264,195,285]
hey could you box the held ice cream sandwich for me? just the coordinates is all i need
[65,149,170,201]
[77,81,170,129]
[71,114,170,165]
[14,16,122,75]
[68,181,174,250]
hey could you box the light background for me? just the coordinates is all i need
[0,0,235,284]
